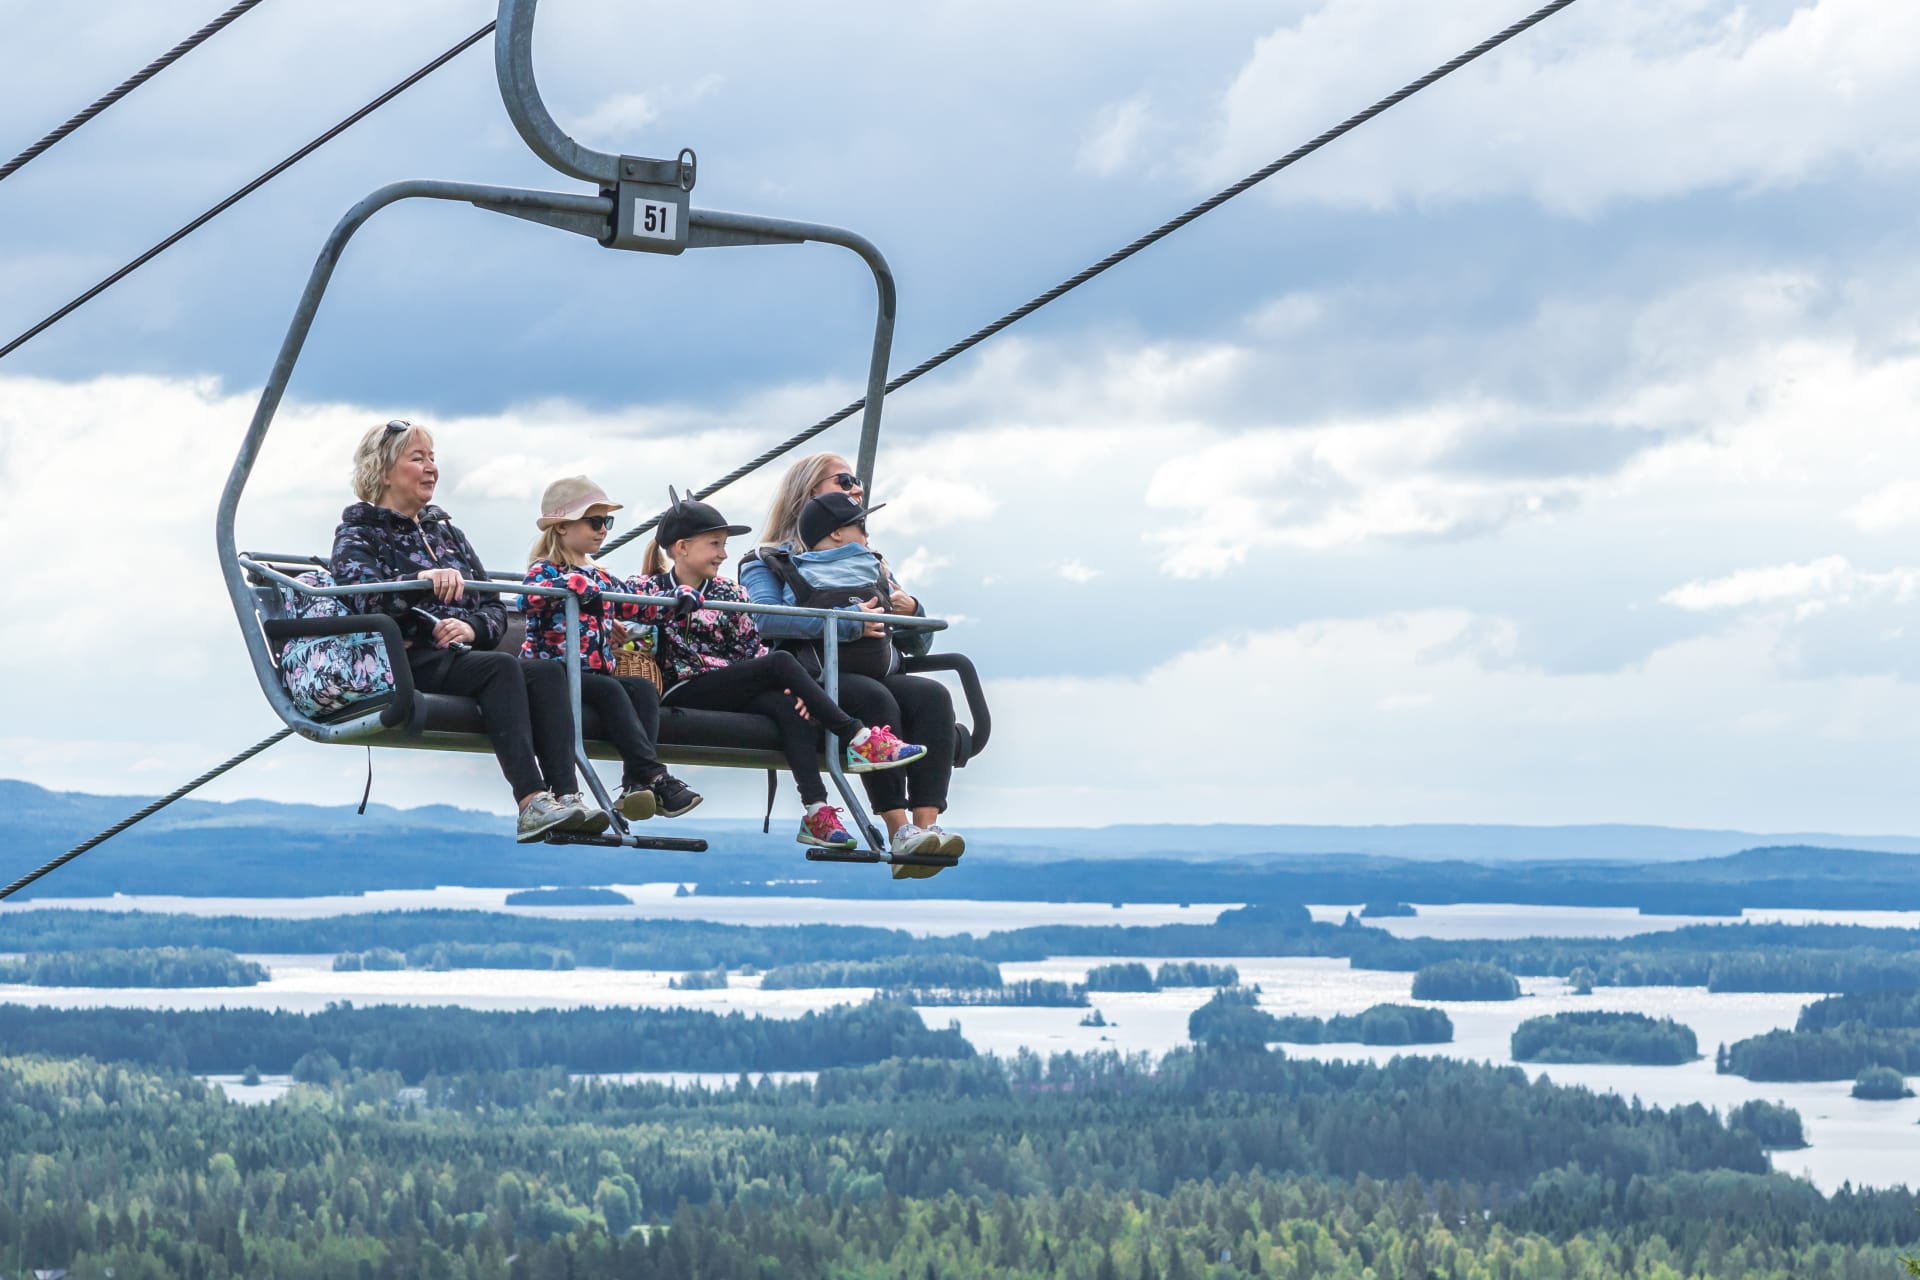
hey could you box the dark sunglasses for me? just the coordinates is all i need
[583,515,616,532]
[829,471,861,490]
[384,418,412,435]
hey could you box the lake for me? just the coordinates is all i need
[2,896,1913,1192]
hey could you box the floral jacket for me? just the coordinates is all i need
[635,573,766,686]
[330,502,504,650]
[519,560,666,673]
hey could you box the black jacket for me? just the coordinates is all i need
[330,502,505,650]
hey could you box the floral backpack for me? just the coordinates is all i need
[273,569,395,718]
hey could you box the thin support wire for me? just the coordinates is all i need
[0,20,497,362]
[602,0,1579,556]
[0,728,294,902]
[0,0,270,185]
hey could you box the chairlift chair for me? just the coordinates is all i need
[218,0,990,867]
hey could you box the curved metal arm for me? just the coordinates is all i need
[496,0,619,184]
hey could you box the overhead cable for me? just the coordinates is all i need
[0,20,496,362]
[0,0,271,186]
[0,729,293,902]
[602,0,1580,556]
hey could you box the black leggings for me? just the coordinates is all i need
[409,648,577,801]
[664,651,862,805]
[835,672,956,815]
[579,672,666,788]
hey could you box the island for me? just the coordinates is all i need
[1511,1011,1698,1065]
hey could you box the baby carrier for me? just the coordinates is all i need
[746,547,896,679]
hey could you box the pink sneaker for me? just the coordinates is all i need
[798,805,857,850]
[846,725,928,774]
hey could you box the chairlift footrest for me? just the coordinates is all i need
[547,832,708,853]
[888,852,960,869]
[804,847,886,864]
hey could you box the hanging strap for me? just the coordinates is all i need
[358,746,374,815]
[762,769,778,833]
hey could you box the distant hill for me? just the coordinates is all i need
[6,779,1920,907]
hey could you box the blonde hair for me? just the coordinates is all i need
[527,524,599,571]
[639,535,669,577]
[350,421,435,505]
[760,452,853,551]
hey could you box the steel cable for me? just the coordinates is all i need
[0,0,271,185]
[6,0,1576,879]
[0,729,294,902]
[0,20,496,362]
[602,0,1579,556]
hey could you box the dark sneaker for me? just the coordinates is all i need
[615,784,657,822]
[846,725,927,774]
[515,792,575,843]
[556,794,611,835]
[649,773,703,818]
[798,805,857,850]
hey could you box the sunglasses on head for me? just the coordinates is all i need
[384,419,412,435]
[582,515,616,532]
[829,471,860,490]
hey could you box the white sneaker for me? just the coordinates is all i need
[556,793,611,835]
[926,825,966,857]
[515,792,575,843]
[889,824,944,857]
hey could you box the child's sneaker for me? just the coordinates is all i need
[846,725,927,774]
[798,805,857,850]
[614,784,657,822]
[649,773,703,818]
[926,826,966,858]
[556,794,611,835]
[515,792,575,843]
[889,824,944,858]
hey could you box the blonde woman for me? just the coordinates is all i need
[520,476,702,820]
[331,421,602,842]
[756,451,865,552]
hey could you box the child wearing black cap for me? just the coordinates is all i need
[637,490,928,852]
[741,490,967,875]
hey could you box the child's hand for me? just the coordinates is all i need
[888,588,917,615]
[858,597,888,639]
[783,689,811,720]
[670,583,703,620]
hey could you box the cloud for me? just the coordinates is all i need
[1076,94,1153,177]
[1662,555,1865,611]
[1057,560,1100,584]
[1197,0,1920,214]
[1848,481,1920,532]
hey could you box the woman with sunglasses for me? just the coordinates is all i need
[520,476,703,821]
[743,456,966,874]
[332,422,603,844]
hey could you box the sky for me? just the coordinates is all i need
[5,0,1920,833]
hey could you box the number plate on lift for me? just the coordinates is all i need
[633,198,677,241]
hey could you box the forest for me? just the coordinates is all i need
[1510,1011,1699,1065]
[758,954,1003,990]
[0,946,267,987]
[1186,990,1452,1047]
[0,998,968,1078]
[1721,983,1920,1079]
[1409,960,1520,1001]
[2,1044,1914,1279]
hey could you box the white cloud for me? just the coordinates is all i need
[1663,555,1863,611]
[1848,481,1920,532]
[1057,559,1100,583]
[1199,0,1920,214]
[1077,94,1153,177]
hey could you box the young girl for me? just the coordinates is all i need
[637,489,927,851]
[521,476,702,821]
[741,488,967,876]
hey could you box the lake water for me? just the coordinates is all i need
[2,896,1914,1192]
